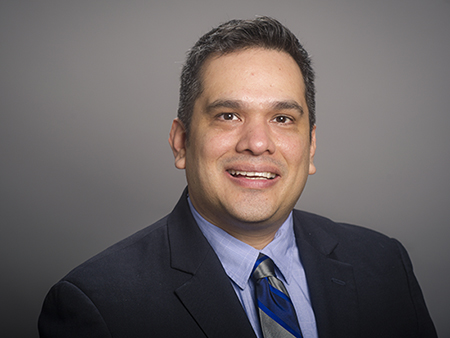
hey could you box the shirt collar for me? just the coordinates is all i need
[188,197,296,289]
[261,212,296,285]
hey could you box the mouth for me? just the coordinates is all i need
[227,169,277,180]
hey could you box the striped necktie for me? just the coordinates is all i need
[252,253,303,338]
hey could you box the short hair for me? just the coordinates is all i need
[177,16,315,138]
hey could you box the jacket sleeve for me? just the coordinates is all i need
[393,239,438,338]
[38,280,112,338]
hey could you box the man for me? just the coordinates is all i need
[38,17,437,338]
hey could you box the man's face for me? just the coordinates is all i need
[170,48,316,235]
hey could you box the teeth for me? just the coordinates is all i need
[228,170,276,179]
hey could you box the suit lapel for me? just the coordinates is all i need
[174,251,257,338]
[167,189,256,338]
[293,211,359,338]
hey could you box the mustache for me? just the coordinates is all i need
[221,156,285,173]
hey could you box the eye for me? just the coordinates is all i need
[273,115,293,124]
[218,113,239,121]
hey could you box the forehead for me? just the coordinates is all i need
[198,48,306,105]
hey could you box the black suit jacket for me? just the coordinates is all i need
[39,189,437,337]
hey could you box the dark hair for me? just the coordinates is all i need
[177,16,315,137]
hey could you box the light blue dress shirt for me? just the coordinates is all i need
[188,198,318,338]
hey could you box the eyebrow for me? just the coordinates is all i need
[206,100,242,112]
[205,99,304,115]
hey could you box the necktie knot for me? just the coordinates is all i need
[252,253,276,281]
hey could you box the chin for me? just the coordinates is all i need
[228,204,278,225]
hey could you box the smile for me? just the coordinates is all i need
[227,170,277,180]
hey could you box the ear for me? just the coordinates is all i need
[168,118,187,170]
[309,125,317,175]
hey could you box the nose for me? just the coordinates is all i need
[235,119,276,155]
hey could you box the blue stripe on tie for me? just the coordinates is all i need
[252,255,269,274]
[258,299,302,338]
[258,278,301,337]
[268,283,292,303]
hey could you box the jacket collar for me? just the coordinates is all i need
[167,188,211,274]
[293,210,359,338]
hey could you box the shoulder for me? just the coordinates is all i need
[293,209,393,241]
[62,214,172,285]
[292,209,404,263]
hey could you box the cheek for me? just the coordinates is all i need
[278,135,311,168]
[188,132,233,171]
[278,134,307,155]
[204,132,236,158]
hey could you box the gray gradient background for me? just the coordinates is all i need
[1,0,449,337]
